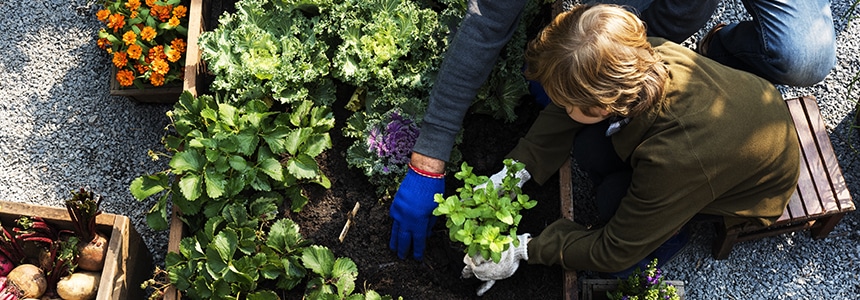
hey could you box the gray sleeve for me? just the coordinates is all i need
[412,0,530,162]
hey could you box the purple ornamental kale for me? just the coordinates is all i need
[367,111,419,166]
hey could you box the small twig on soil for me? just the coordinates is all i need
[338,202,361,243]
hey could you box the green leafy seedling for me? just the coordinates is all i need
[433,159,537,263]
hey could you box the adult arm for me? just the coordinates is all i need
[412,0,530,163]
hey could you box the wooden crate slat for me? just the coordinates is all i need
[559,159,579,300]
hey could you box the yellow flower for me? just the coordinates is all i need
[127,44,142,60]
[112,51,128,68]
[149,72,165,86]
[130,10,139,19]
[122,31,136,46]
[140,26,157,42]
[173,5,187,19]
[170,38,186,53]
[166,49,182,62]
[116,69,135,87]
[150,58,170,75]
[168,16,180,27]
[96,9,110,22]
[125,0,141,11]
[107,14,125,32]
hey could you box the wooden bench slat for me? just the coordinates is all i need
[786,98,827,217]
[800,96,855,212]
[800,96,842,214]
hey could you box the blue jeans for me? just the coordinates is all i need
[702,0,836,86]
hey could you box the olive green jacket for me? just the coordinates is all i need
[509,38,800,272]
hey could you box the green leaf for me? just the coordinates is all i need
[129,174,168,200]
[258,157,285,181]
[228,155,249,171]
[262,127,290,155]
[285,127,311,155]
[247,290,280,300]
[218,103,239,127]
[178,173,203,201]
[496,208,514,225]
[301,133,331,157]
[145,198,169,231]
[286,153,319,179]
[212,229,239,262]
[204,169,227,198]
[235,130,260,156]
[267,218,304,254]
[170,150,205,173]
[302,245,335,277]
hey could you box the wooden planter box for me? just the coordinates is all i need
[0,201,152,300]
[109,66,183,103]
[108,0,207,103]
[580,279,685,300]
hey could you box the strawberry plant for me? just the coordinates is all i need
[433,159,537,263]
[130,91,334,231]
[160,195,396,300]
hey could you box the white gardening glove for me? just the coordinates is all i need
[461,233,531,296]
[475,160,532,192]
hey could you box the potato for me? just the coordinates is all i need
[56,271,100,300]
[7,264,47,298]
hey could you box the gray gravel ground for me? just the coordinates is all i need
[1,0,859,299]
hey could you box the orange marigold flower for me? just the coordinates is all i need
[140,26,157,41]
[107,14,125,32]
[145,0,156,7]
[112,51,128,68]
[149,72,165,86]
[166,49,182,62]
[130,10,139,19]
[150,5,172,22]
[173,5,187,18]
[96,9,110,22]
[150,58,170,75]
[97,38,110,50]
[148,45,167,61]
[125,0,141,11]
[127,44,143,60]
[168,16,180,27]
[116,69,135,87]
[134,62,147,74]
[170,38,186,53]
[122,31,136,46]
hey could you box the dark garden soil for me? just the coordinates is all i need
[288,95,568,300]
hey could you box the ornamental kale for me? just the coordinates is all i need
[367,110,419,166]
[345,109,422,197]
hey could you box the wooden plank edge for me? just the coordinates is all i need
[559,159,579,300]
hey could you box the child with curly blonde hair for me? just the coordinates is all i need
[462,4,801,295]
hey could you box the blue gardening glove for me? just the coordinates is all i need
[389,167,444,260]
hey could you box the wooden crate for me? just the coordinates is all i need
[109,0,206,103]
[580,279,685,300]
[0,201,152,300]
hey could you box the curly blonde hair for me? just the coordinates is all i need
[524,4,667,118]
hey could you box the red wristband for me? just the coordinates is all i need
[408,163,445,179]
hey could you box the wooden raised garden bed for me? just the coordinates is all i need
[0,201,152,300]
